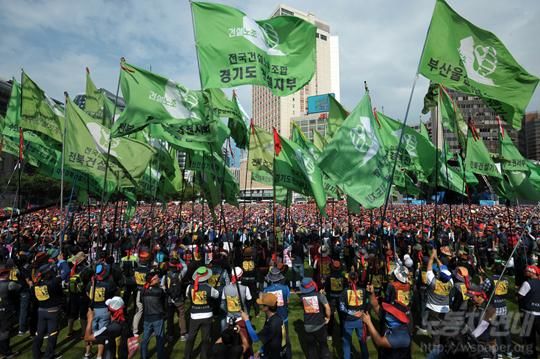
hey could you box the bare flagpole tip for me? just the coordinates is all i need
[86,67,90,74]
[64,91,69,99]
[364,81,369,93]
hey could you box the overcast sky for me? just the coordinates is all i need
[1,0,538,126]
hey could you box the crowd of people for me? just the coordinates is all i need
[0,200,539,359]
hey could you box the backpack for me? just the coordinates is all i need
[167,271,184,302]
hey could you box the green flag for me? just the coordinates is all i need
[419,0,539,129]
[274,130,326,212]
[505,160,540,201]
[499,127,528,173]
[248,124,274,174]
[437,149,467,195]
[84,68,116,128]
[229,92,249,149]
[312,129,327,151]
[376,112,436,183]
[327,95,349,139]
[437,86,468,148]
[394,169,422,197]
[20,72,64,143]
[192,2,316,96]
[419,122,430,141]
[464,126,502,179]
[318,93,390,209]
[111,61,207,137]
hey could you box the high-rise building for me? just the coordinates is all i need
[430,89,518,154]
[240,4,340,198]
[519,111,540,161]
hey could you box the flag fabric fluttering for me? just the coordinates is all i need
[464,123,502,179]
[326,95,349,139]
[111,61,207,137]
[318,93,390,209]
[84,68,117,128]
[191,2,316,96]
[419,0,538,129]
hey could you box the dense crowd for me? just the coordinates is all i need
[0,201,539,359]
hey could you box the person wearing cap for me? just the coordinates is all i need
[140,270,166,359]
[517,265,540,359]
[449,266,470,312]
[313,245,332,290]
[84,296,129,359]
[241,292,285,359]
[263,266,291,358]
[0,263,21,358]
[385,264,412,315]
[362,284,412,359]
[185,266,220,359]
[325,259,345,341]
[425,249,453,349]
[132,251,152,337]
[164,255,188,341]
[86,262,118,359]
[31,263,63,359]
[241,246,259,318]
[299,277,331,359]
[66,251,93,338]
[339,271,368,359]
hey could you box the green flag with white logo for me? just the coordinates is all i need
[111,61,208,137]
[318,93,390,209]
[274,130,326,213]
[419,0,539,129]
[20,72,64,143]
[192,2,316,96]
[499,129,528,173]
[248,124,274,174]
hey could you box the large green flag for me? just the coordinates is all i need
[464,126,502,179]
[84,68,116,128]
[65,98,156,183]
[20,72,64,143]
[419,0,539,129]
[291,123,338,199]
[505,160,540,201]
[376,112,436,183]
[318,93,390,209]
[111,61,208,137]
[327,95,349,139]
[192,2,316,96]
[274,130,326,212]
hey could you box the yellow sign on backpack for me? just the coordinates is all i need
[35,285,50,301]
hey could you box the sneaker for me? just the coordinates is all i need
[84,353,93,359]
[18,330,29,336]
[179,335,187,342]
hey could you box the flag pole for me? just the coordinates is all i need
[97,59,123,250]
[60,91,69,253]
[242,120,254,226]
[16,72,24,250]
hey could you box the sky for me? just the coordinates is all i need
[1,0,539,127]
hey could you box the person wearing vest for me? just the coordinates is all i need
[386,265,412,315]
[339,271,368,359]
[362,284,412,359]
[86,262,118,359]
[222,267,254,359]
[518,265,540,359]
[425,249,453,352]
[66,251,92,338]
[463,284,498,359]
[325,259,345,340]
[164,256,188,341]
[120,249,138,311]
[314,246,332,290]
[132,251,151,336]
[482,262,515,359]
[185,266,220,359]
[141,271,166,359]
[0,263,21,358]
[264,266,291,359]
[241,292,285,359]
[241,246,259,318]
[449,266,470,312]
[31,263,64,359]
[299,277,331,359]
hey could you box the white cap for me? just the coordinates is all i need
[105,296,125,311]
[403,254,413,269]
[231,266,243,279]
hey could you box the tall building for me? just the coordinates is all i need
[519,111,540,161]
[240,5,340,198]
[430,89,518,154]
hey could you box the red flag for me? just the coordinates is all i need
[19,127,24,161]
[273,128,281,156]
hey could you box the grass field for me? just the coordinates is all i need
[9,270,528,358]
